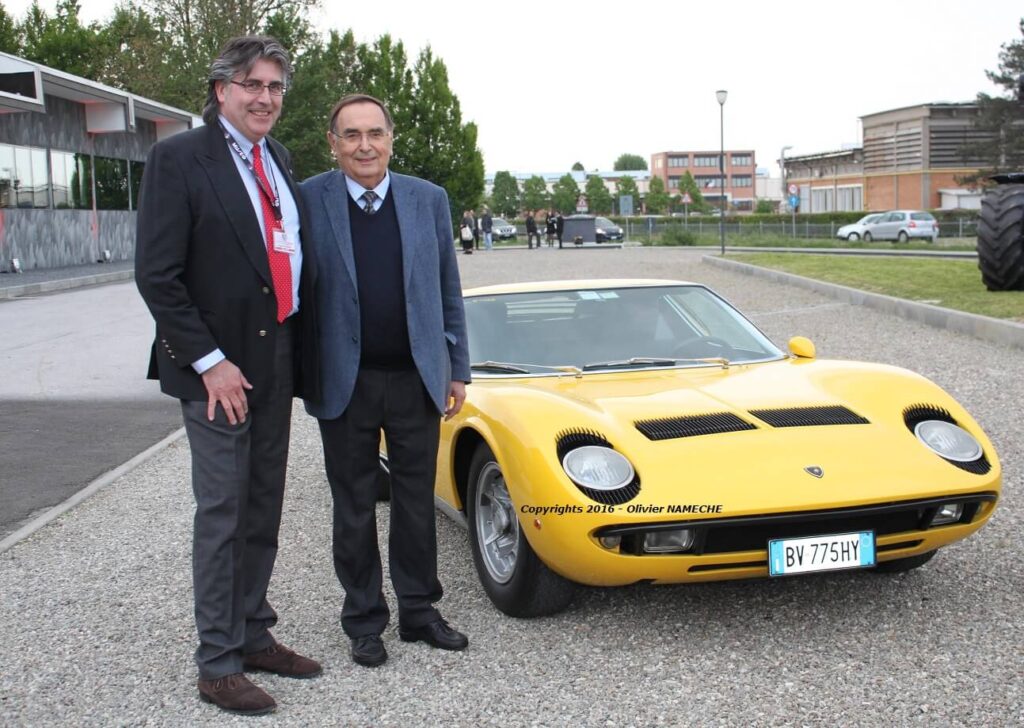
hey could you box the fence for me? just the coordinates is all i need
[620,218,980,241]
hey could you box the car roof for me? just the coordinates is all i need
[464,279,696,297]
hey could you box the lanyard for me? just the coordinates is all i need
[218,121,282,222]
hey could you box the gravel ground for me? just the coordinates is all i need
[1,247,1021,727]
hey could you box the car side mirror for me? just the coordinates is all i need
[788,336,816,359]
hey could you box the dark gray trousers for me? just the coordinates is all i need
[180,319,293,680]
[318,367,443,638]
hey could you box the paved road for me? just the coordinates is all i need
[0,282,180,538]
[1,247,1020,725]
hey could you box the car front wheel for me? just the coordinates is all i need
[847,233,860,241]
[467,443,576,617]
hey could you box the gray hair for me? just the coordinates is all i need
[202,36,293,125]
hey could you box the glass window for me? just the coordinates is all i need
[730,154,752,167]
[0,143,49,208]
[129,160,145,211]
[50,150,92,209]
[694,155,719,167]
[731,175,753,188]
[93,156,129,210]
[668,156,688,167]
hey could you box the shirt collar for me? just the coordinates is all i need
[218,115,267,158]
[344,171,390,204]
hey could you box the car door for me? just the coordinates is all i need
[874,212,901,240]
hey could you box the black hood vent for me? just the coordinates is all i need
[749,405,869,428]
[635,412,756,441]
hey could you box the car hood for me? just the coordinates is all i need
[465,358,999,514]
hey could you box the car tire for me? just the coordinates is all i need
[898,231,909,243]
[466,443,576,617]
[872,549,936,573]
[863,232,873,242]
[847,233,860,241]
[978,183,1024,290]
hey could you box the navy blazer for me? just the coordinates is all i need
[299,169,470,419]
[135,123,319,405]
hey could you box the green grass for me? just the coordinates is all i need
[731,253,1024,322]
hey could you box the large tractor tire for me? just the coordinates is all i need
[977,183,1024,291]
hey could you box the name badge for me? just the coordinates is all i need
[272,226,296,254]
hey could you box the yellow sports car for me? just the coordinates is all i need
[424,280,1001,617]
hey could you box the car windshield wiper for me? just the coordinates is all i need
[471,361,584,376]
[582,356,731,371]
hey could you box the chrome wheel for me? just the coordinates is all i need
[474,461,519,584]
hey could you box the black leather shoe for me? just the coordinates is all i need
[398,619,468,651]
[351,634,387,667]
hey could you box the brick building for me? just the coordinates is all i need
[650,149,757,211]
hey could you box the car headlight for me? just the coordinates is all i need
[562,446,635,490]
[914,420,982,462]
[596,227,605,234]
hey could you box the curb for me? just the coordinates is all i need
[0,269,134,300]
[703,255,1024,351]
[0,427,186,554]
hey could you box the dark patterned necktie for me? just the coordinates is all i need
[361,190,378,214]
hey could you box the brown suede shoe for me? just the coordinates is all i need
[197,673,276,715]
[243,642,323,679]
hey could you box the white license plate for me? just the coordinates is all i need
[768,531,875,577]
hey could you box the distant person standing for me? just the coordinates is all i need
[525,210,540,249]
[480,207,493,251]
[460,210,475,254]
[555,211,565,248]
[470,209,480,250]
[545,209,557,247]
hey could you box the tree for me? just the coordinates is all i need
[613,153,647,171]
[571,161,584,171]
[584,175,612,214]
[551,173,580,215]
[522,175,549,211]
[676,171,708,212]
[19,0,107,79]
[491,171,520,217]
[645,175,669,214]
[0,6,20,53]
[961,18,1024,182]
[755,199,775,214]
[97,4,174,101]
[615,175,639,213]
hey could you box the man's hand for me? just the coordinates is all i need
[201,359,253,424]
[444,381,467,421]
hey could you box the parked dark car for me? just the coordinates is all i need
[595,217,623,243]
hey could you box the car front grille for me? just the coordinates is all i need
[598,493,996,556]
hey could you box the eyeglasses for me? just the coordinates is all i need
[230,79,287,96]
[329,129,390,145]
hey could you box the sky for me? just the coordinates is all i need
[6,0,1023,177]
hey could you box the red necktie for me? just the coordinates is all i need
[251,144,293,323]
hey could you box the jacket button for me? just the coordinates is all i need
[351,336,358,343]
[259,330,267,337]
[262,286,270,294]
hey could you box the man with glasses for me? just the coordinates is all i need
[135,36,320,716]
[300,94,471,669]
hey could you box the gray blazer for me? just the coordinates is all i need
[299,169,471,420]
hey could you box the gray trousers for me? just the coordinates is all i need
[180,319,293,679]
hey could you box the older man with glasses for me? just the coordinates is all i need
[300,93,471,669]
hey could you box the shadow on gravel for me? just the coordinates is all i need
[0,398,181,538]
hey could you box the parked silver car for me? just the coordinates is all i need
[492,217,517,240]
[863,210,939,243]
[835,213,884,241]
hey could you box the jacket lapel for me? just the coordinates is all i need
[391,173,418,291]
[322,171,359,290]
[194,124,272,287]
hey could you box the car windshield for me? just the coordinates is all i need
[465,285,784,372]
[861,214,882,224]
[493,218,510,227]
[596,217,616,227]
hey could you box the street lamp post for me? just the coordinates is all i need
[716,90,727,255]
[780,145,792,235]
